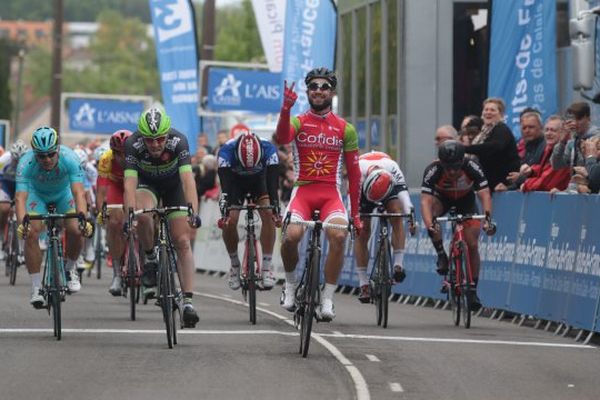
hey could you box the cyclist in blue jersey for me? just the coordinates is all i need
[15,127,93,308]
[0,140,29,260]
[217,132,280,290]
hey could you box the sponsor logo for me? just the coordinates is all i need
[73,103,96,130]
[297,132,343,147]
[213,74,242,106]
[152,0,193,43]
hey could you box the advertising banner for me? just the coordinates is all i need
[0,120,9,147]
[281,0,337,113]
[251,0,286,73]
[488,0,558,138]
[206,68,282,114]
[149,0,200,153]
[66,97,147,135]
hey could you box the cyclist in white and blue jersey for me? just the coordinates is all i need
[0,140,29,260]
[217,132,280,291]
[15,127,93,308]
[74,147,98,269]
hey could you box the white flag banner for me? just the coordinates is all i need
[251,0,286,72]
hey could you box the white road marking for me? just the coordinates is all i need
[258,302,270,307]
[0,328,297,336]
[389,382,404,392]
[318,332,595,349]
[365,354,380,362]
[198,292,371,400]
[568,384,575,388]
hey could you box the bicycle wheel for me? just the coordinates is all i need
[380,239,391,328]
[246,239,257,325]
[50,244,62,340]
[127,238,138,321]
[8,222,18,286]
[159,247,174,349]
[448,259,460,327]
[457,242,471,329]
[300,248,320,358]
[95,229,102,280]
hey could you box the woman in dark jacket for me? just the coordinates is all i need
[465,97,521,191]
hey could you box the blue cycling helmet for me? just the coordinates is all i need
[31,126,59,153]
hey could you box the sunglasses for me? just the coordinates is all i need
[307,82,333,92]
[143,136,167,145]
[35,151,57,160]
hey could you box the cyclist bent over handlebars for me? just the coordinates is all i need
[420,140,495,311]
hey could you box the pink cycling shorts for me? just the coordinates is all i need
[285,182,348,223]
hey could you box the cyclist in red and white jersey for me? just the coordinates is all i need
[354,151,413,303]
[276,67,362,321]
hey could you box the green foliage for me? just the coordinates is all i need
[24,10,159,100]
[214,0,264,63]
[0,39,17,120]
[1,0,151,23]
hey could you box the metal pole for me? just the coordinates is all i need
[13,49,25,140]
[50,0,63,129]
[200,0,215,101]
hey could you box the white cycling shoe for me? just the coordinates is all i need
[280,281,298,312]
[67,270,81,293]
[228,267,241,290]
[318,298,335,322]
[261,268,276,290]
[30,287,44,309]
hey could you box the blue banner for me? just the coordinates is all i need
[488,0,557,139]
[149,0,200,153]
[282,0,337,113]
[0,121,8,147]
[206,68,282,114]
[67,98,146,134]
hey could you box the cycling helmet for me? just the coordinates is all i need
[31,126,59,153]
[363,168,394,203]
[138,107,171,138]
[235,132,263,169]
[73,147,88,166]
[9,139,29,160]
[110,129,132,152]
[94,145,109,162]
[438,140,465,168]
[304,67,337,88]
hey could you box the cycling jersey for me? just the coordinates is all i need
[217,137,279,175]
[358,151,412,214]
[82,162,98,191]
[16,145,84,214]
[98,149,125,185]
[124,129,192,187]
[421,159,488,200]
[276,110,361,220]
[0,151,18,198]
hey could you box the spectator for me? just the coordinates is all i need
[434,125,458,147]
[520,115,570,192]
[197,133,213,155]
[460,114,479,130]
[496,111,545,191]
[583,135,600,193]
[465,97,521,192]
[213,129,229,156]
[462,116,483,144]
[551,102,600,172]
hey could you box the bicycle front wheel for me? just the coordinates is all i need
[375,239,391,328]
[300,248,320,358]
[127,238,138,321]
[457,242,471,329]
[159,248,174,349]
[246,239,257,325]
[8,223,18,286]
[95,230,102,280]
[50,244,62,340]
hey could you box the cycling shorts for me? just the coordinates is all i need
[228,173,268,205]
[0,189,11,202]
[26,190,75,215]
[437,192,481,228]
[105,180,124,205]
[1,180,15,200]
[359,185,409,214]
[285,182,347,223]
[138,181,186,219]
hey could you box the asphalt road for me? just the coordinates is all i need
[0,265,598,400]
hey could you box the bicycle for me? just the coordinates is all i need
[23,204,87,340]
[2,200,21,286]
[433,208,495,329]
[103,203,141,321]
[360,206,416,328]
[221,193,276,325]
[85,209,104,280]
[282,211,352,358]
[128,204,192,349]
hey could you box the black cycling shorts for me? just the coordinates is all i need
[228,173,268,205]
[436,191,479,216]
[138,179,186,208]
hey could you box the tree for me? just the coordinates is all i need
[0,39,17,120]
[214,0,264,63]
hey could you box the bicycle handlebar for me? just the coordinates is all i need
[132,205,192,217]
[433,214,487,223]
[227,204,276,212]
[287,218,349,231]
[360,212,412,218]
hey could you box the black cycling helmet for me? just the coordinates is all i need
[438,140,465,168]
[304,67,337,88]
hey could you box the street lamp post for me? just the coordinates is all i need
[13,48,25,141]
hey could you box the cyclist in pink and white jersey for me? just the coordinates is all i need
[276,67,362,321]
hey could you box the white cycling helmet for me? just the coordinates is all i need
[73,147,88,166]
[93,145,109,162]
[9,139,29,160]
